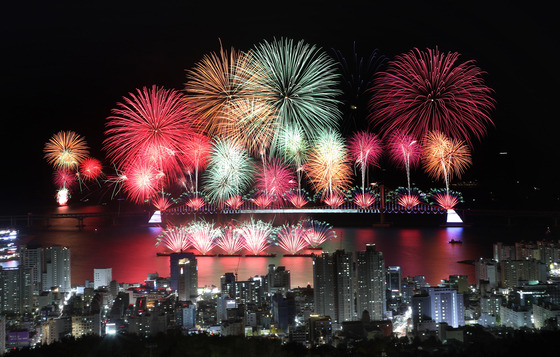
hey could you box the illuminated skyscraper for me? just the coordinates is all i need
[177,256,198,301]
[93,268,112,289]
[42,245,71,293]
[313,250,354,323]
[356,244,386,321]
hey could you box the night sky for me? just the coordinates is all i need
[3,1,559,214]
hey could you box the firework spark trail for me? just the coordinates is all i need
[203,138,254,206]
[104,85,197,186]
[185,132,212,193]
[254,158,296,205]
[156,226,190,253]
[237,219,276,255]
[302,220,336,248]
[53,169,77,190]
[306,129,352,198]
[278,123,309,191]
[277,224,308,254]
[251,37,343,152]
[216,226,245,255]
[387,131,421,193]
[79,157,103,181]
[422,131,471,194]
[121,161,162,204]
[44,131,89,169]
[347,131,383,192]
[184,44,261,135]
[369,47,495,147]
[187,220,221,255]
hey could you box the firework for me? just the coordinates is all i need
[369,47,495,147]
[104,85,197,184]
[353,191,376,209]
[254,158,296,205]
[184,44,260,135]
[121,161,162,204]
[202,138,254,206]
[306,129,352,197]
[387,131,421,193]
[323,193,345,208]
[422,131,471,192]
[225,194,244,210]
[392,187,425,209]
[251,37,343,150]
[431,189,463,210]
[252,194,273,208]
[284,189,309,208]
[331,43,387,134]
[56,188,70,206]
[44,131,89,169]
[53,169,77,190]
[156,226,190,253]
[347,131,383,192]
[397,194,420,209]
[152,196,172,211]
[187,220,221,255]
[186,196,206,210]
[302,220,336,248]
[278,123,309,190]
[216,225,244,255]
[277,223,308,254]
[237,218,276,255]
[79,157,103,181]
[184,132,212,193]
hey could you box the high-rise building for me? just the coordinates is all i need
[0,315,5,356]
[177,256,198,302]
[313,250,354,324]
[386,266,402,298]
[169,252,196,291]
[42,246,71,293]
[0,267,33,314]
[93,268,112,289]
[356,244,386,321]
[266,265,291,296]
[412,287,465,329]
[500,259,547,289]
[18,244,43,295]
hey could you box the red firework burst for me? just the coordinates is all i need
[353,192,376,208]
[53,169,77,190]
[79,157,103,181]
[225,194,244,209]
[369,47,495,147]
[252,194,273,208]
[433,192,460,210]
[347,131,383,169]
[397,193,420,209]
[323,193,345,208]
[284,190,309,208]
[387,131,422,169]
[122,161,161,204]
[302,220,336,248]
[156,226,190,253]
[216,226,244,255]
[186,197,206,210]
[104,85,198,184]
[254,158,296,204]
[152,196,172,211]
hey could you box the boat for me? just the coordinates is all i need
[0,229,18,261]
[449,239,462,244]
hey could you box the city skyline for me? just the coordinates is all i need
[2,1,559,214]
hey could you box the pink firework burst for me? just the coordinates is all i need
[225,194,244,209]
[284,189,309,208]
[122,161,161,204]
[186,196,206,210]
[254,158,296,205]
[369,47,495,147]
[387,131,422,194]
[432,192,460,210]
[252,194,273,208]
[152,196,172,211]
[347,131,383,170]
[187,220,221,255]
[238,219,275,255]
[216,226,245,255]
[185,132,212,193]
[397,193,420,209]
[156,226,190,253]
[353,192,376,208]
[104,85,198,184]
[277,224,308,254]
[302,220,336,248]
[79,157,103,181]
[323,193,345,208]
[53,169,77,190]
